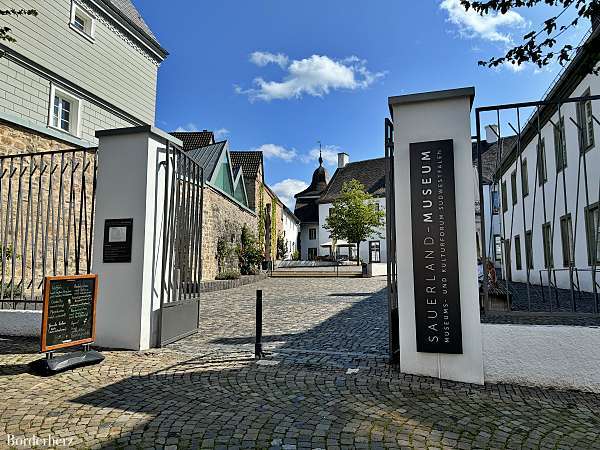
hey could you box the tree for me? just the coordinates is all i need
[1,8,38,42]
[460,0,600,73]
[324,180,385,265]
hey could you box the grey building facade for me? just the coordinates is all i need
[0,0,166,149]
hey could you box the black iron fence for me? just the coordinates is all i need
[158,143,204,346]
[476,93,599,316]
[0,148,97,310]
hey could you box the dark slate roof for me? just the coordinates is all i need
[230,151,263,180]
[319,158,386,204]
[295,165,329,198]
[100,0,166,56]
[472,136,518,184]
[170,131,215,151]
[186,141,227,182]
[294,199,319,223]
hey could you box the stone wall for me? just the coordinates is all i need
[0,121,78,155]
[201,186,258,280]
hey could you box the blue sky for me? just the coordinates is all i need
[134,0,589,207]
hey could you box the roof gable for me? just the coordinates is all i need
[170,131,215,151]
[230,151,263,180]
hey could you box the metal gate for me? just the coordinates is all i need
[0,148,97,310]
[384,118,400,364]
[476,92,600,317]
[158,143,204,346]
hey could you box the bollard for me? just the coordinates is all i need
[255,289,265,359]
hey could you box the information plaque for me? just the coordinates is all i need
[409,139,463,354]
[103,218,133,263]
[41,274,98,353]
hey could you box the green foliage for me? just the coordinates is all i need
[460,0,600,74]
[276,233,287,260]
[215,269,241,280]
[324,179,385,265]
[238,225,264,275]
[257,185,265,253]
[1,8,38,42]
[0,281,22,298]
[291,250,300,261]
[271,201,277,260]
[216,237,235,273]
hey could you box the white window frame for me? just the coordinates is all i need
[48,85,83,138]
[69,2,95,42]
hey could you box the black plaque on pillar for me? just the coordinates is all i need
[103,218,133,263]
[409,139,463,354]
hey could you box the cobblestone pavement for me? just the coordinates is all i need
[1,278,600,449]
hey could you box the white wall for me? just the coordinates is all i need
[498,76,599,291]
[299,222,318,260]
[318,199,387,263]
[391,88,484,385]
[92,127,170,351]
[282,210,299,259]
[483,324,600,392]
[0,310,41,336]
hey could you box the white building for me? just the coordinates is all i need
[485,26,599,293]
[281,204,300,259]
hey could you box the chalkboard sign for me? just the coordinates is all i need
[41,274,98,353]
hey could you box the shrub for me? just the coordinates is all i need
[238,225,264,275]
[291,250,300,261]
[216,270,240,280]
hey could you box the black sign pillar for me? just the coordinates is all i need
[409,139,463,354]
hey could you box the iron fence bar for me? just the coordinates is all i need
[158,143,170,345]
[11,157,24,305]
[475,94,600,113]
[21,156,34,304]
[476,111,490,313]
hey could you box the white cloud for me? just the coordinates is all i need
[214,128,230,140]
[255,144,297,162]
[271,179,308,209]
[440,0,526,43]
[301,145,340,168]
[250,51,289,68]
[174,122,199,132]
[237,53,385,101]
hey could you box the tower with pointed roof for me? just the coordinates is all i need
[294,149,329,260]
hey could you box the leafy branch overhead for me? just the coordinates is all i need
[460,0,600,73]
[0,8,38,42]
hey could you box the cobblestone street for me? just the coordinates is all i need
[1,278,600,449]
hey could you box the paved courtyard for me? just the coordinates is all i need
[1,278,600,449]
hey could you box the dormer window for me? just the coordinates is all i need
[70,3,95,41]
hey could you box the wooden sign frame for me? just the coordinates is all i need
[41,274,99,353]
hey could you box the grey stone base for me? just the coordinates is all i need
[199,273,267,293]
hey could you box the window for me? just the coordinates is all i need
[521,158,529,197]
[308,248,317,260]
[494,235,502,262]
[70,2,95,40]
[514,235,522,270]
[328,208,333,216]
[585,202,600,265]
[491,191,500,215]
[525,230,533,270]
[537,138,547,185]
[554,116,567,172]
[542,222,553,269]
[369,241,381,263]
[577,89,594,152]
[501,180,508,213]
[510,170,518,205]
[560,214,574,267]
[308,228,316,240]
[48,85,81,137]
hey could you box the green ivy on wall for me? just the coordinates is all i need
[257,184,265,253]
[271,201,277,260]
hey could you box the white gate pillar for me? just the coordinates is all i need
[388,88,484,384]
[91,126,181,351]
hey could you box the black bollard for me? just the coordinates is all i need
[255,289,264,359]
